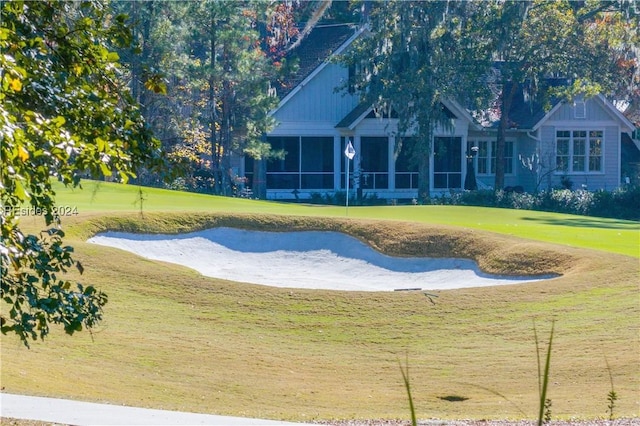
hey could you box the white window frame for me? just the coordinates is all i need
[470,139,515,176]
[554,129,604,175]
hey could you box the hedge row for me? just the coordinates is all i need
[427,186,640,221]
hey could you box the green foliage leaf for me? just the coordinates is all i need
[1,0,164,346]
[143,74,167,95]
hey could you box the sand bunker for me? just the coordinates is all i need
[88,228,551,292]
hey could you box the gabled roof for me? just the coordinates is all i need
[481,80,636,133]
[531,94,636,133]
[336,100,481,131]
[274,23,358,100]
[335,103,373,130]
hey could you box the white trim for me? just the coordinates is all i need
[441,99,482,131]
[344,100,478,133]
[553,128,605,175]
[269,121,339,136]
[531,102,565,131]
[468,138,516,177]
[594,94,635,133]
[346,106,375,130]
[269,26,365,117]
[541,120,622,128]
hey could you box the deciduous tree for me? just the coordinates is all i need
[489,0,638,189]
[343,0,493,197]
[0,0,163,346]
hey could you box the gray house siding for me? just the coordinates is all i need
[549,99,613,122]
[274,63,359,124]
[515,136,539,192]
[540,97,622,191]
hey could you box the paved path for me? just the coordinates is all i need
[0,393,312,425]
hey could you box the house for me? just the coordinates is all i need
[241,23,639,201]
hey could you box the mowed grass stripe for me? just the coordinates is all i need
[2,211,638,421]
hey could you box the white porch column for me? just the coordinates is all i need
[354,135,361,192]
[388,135,396,190]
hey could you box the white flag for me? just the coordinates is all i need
[344,141,356,160]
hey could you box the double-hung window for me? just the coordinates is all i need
[555,130,603,173]
[473,140,513,175]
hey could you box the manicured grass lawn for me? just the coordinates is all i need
[2,181,638,421]
[54,180,639,257]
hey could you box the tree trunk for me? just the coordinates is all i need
[495,81,518,190]
[417,151,430,201]
[253,158,267,199]
[209,13,222,195]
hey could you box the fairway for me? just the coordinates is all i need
[53,180,640,257]
[2,181,639,422]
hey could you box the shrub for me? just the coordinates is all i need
[442,186,639,220]
[590,186,640,220]
[308,192,325,204]
[455,190,497,207]
[509,192,537,210]
[536,189,594,215]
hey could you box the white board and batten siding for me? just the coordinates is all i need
[272,63,360,130]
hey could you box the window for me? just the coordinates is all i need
[476,141,489,174]
[472,140,513,175]
[555,130,603,173]
[589,130,603,172]
[574,101,586,119]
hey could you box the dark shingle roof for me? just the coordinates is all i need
[484,79,574,130]
[276,23,356,99]
[335,102,371,129]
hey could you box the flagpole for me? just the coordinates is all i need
[344,139,355,217]
[345,154,350,216]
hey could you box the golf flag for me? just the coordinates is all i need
[344,140,356,160]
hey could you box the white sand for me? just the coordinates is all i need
[88,227,552,292]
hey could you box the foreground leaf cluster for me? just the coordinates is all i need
[0,1,163,346]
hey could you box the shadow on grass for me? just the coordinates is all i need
[521,215,640,230]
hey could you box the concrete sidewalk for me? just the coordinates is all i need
[0,393,312,425]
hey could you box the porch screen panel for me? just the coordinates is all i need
[301,137,334,189]
[266,136,300,189]
[361,137,389,189]
[395,137,419,189]
[434,137,462,189]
